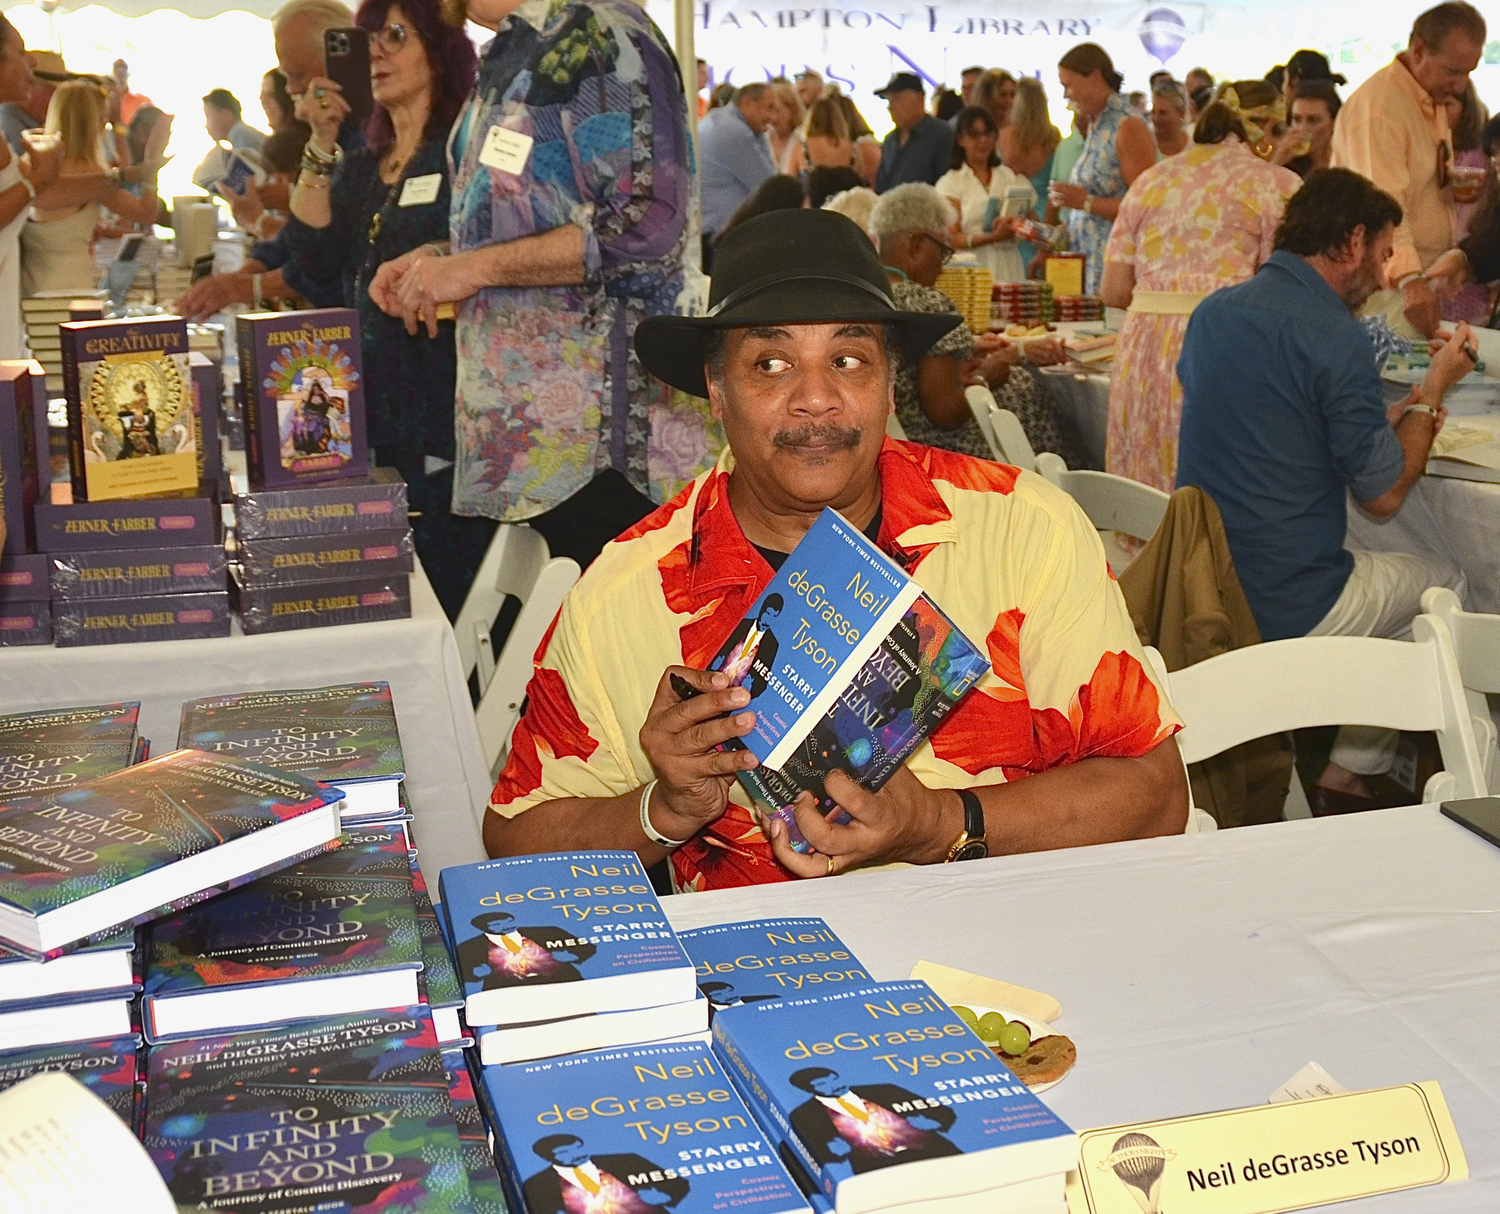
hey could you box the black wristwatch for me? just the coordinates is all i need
[944,788,989,862]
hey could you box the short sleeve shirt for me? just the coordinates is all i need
[1176,250,1404,640]
[490,440,1182,892]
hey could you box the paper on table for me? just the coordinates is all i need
[909,959,1063,1023]
[1269,1060,1351,1104]
[0,1071,174,1214]
[1429,423,1495,458]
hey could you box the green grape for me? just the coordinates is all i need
[952,1005,979,1028]
[997,1022,1031,1056]
[976,1011,1006,1042]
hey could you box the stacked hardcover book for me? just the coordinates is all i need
[0,1033,143,1130]
[0,932,138,1052]
[0,700,144,805]
[230,308,413,632]
[23,292,105,394]
[439,850,709,1067]
[0,360,60,643]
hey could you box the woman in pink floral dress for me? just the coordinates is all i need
[1101,82,1301,492]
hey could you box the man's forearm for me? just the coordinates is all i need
[484,790,675,866]
[461,224,586,289]
[971,737,1188,854]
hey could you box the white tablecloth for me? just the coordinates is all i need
[0,561,491,876]
[664,806,1500,1211]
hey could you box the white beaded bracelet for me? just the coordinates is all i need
[638,779,689,848]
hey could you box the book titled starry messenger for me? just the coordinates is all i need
[177,682,405,821]
[143,1007,473,1214]
[141,827,423,1042]
[60,315,197,502]
[678,917,870,1013]
[712,980,1078,1214]
[0,749,344,958]
[438,849,697,1027]
[0,701,140,806]
[481,1040,812,1214]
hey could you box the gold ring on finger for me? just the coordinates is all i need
[825,854,835,877]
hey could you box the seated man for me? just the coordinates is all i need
[486,209,1187,890]
[1177,168,1473,812]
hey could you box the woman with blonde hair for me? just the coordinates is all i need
[999,76,1060,180]
[976,69,1016,135]
[1100,80,1299,491]
[23,79,165,295]
[766,77,804,174]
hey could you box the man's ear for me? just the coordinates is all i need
[1337,223,1367,266]
[705,365,724,420]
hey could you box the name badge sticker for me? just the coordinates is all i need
[479,125,533,176]
[399,173,442,206]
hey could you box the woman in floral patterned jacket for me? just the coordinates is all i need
[368,0,718,569]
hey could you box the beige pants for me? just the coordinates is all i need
[1308,548,1466,774]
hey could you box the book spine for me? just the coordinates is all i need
[236,317,263,489]
[763,575,926,771]
[712,1024,824,1189]
[722,1062,832,1213]
[60,331,87,503]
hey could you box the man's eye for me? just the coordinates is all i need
[833,355,867,370]
[756,357,792,373]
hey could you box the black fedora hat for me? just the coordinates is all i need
[635,209,961,399]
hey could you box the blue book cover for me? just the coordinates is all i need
[735,596,988,852]
[443,1050,507,1214]
[707,509,922,771]
[0,702,140,805]
[481,1040,810,1214]
[143,1008,474,1213]
[0,748,345,958]
[711,981,1076,1212]
[438,851,695,1026]
[678,919,871,1013]
[142,827,422,1040]
[0,1034,139,1125]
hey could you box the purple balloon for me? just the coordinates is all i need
[1139,8,1188,66]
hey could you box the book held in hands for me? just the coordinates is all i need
[0,748,343,957]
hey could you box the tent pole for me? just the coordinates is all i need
[673,0,696,141]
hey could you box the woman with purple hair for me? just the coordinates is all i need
[283,0,494,619]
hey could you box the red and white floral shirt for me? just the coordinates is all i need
[490,440,1182,891]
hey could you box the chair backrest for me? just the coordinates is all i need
[1034,452,1170,542]
[962,384,1004,461]
[987,404,1036,470]
[1142,645,1217,833]
[1163,630,1486,801]
[885,411,908,441]
[1420,586,1500,790]
[452,524,581,785]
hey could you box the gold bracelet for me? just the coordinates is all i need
[297,171,330,190]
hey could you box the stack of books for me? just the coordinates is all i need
[0,1033,142,1130]
[443,1049,508,1214]
[934,262,995,335]
[439,850,709,1067]
[0,933,137,1051]
[22,293,105,394]
[713,980,1078,1214]
[0,701,144,805]
[0,360,57,643]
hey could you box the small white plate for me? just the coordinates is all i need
[951,1002,1071,1094]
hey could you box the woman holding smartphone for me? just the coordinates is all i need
[283,0,491,620]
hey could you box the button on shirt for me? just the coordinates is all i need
[1176,251,1405,641]
[875,116,954,192]
[1330,57,1454,283]
[698,103,776,232]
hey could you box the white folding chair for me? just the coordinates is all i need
[885,411,908,441]
[962,384,1004,461]
[986,402,1037,470]
[452,525,581,788]
[1142,646,1219,833]
[1420,586,1500,791]
[1034,452,1170,543]
[1161,630,1487,812]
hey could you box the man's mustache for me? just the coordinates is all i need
[773,424,862,450]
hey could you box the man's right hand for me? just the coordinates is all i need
[1401,275,1442,338]
[638,666,759,839]
[174,272,248,322]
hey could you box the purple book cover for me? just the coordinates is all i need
[0,1035,140,1125]
[0,553,49,604]
[34,496,221,552]
[187,352,223,493]
[52,592,230,647]
[0,599,49,646]
[232,568,411,634]
[60,316,197,502]
[0,362,40,555]
[238,528,414,587]
[237,309,368,490]
[234,468,408,540]
[49,544,228,601]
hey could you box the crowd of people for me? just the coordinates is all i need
[0,0,1492,876]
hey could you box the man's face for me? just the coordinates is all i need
[960,69,981,104]
[1291,98,1333,149]
[808,1073,849,1097]
[1150,97,1184,140]
[885,88,925,130]
[1408,33,1482,104]
[549,1140,591,1167]
[739,90,775,134]
[204,102,236,141]
[0,30,33,107]
[708,322,891,521]
[1341,223,1395,311]
[796,74,822,108]
[275,13,327,98]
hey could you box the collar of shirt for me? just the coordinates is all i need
[817,1092,866,1113]
[682,439,961,604]
[1260,249,1348,316]
[1390,54,1450,142]
[554,1161,602,1184]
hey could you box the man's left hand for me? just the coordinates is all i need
[766,767,961,876]
[390,249,478,337]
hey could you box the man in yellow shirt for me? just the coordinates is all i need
[484,210,1187,891]
[1331,1,1485,336]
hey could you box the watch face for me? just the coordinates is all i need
[953,839,989,862]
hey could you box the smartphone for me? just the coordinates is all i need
[116,233,144,262]
[323,27,373,125]
[1440,796,1500,848]
[190,253,215,284]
